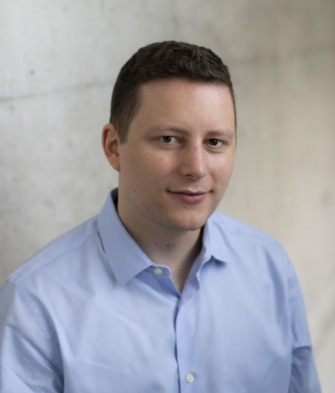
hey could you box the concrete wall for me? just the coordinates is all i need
[1,0,334,391]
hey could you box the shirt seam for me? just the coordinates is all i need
[9,227,100,285]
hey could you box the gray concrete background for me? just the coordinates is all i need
[1,0,334,391]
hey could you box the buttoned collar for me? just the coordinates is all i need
[97,189,231,285]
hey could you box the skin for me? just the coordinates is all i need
[102,78,236,291]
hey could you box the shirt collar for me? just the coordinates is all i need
[97,189,153,285]
[201,213,233,266]
[97,189,231,285]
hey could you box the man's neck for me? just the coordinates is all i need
[116,202,203,293]
[136,228,203,293]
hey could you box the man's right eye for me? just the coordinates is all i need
[160,136,176,143]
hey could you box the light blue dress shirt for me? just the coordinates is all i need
[0,189,321,392]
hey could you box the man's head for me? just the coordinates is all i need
[103,41,236,236]
[110,41,236,143]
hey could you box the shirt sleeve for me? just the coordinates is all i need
[286,262,322,393]
[0,280,63,393]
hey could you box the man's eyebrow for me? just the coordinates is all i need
[146,125,235,139]
[146,125,189,134]
[206,129,235,141]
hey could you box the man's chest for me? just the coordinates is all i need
[50,265,292,393]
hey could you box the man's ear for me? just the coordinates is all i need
[102,123,121,172]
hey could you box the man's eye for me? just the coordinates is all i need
[160,136,176,143]
[207,139,222,146]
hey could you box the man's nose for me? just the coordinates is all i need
[180,144,207,180]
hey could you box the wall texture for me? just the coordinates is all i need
[1,0,334,391]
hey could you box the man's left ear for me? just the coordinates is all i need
[102,123,121,172]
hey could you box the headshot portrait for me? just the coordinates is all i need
[1,2,334,393]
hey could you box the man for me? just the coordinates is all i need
[0,41,321,392]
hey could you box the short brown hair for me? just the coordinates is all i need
[110,41,236,142]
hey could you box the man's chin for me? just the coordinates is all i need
[157,217,207,233]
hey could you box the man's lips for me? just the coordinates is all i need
[168,190,208,203]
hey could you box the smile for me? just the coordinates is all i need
[168,191,208,204]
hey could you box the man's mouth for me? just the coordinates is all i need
[168,190,208,203]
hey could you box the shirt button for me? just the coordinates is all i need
[180,305,184,311]
[153,268,163,275]
[185,374,194,383]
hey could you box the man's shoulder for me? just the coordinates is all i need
[207,212,292,281]
[7,216,99,287]
[209,211,287,255]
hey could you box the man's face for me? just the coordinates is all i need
[109,78,236,233]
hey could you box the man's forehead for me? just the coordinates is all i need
[135,79,235,124]
[136,78,234,112]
